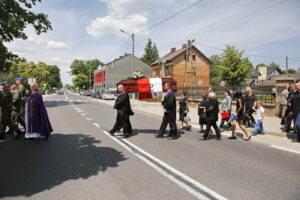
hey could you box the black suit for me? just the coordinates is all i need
[110,91,134,136]
[158,91,178,138]
[203,98,221,139]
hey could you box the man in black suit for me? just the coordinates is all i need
[156,83,179,139]
[109,84,134,138]
[202,92,221,140]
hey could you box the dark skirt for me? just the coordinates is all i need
[179,110,187,121]
[199,113,207,125]
[237,110,245,121]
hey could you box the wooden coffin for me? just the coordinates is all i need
[117,78,177,93]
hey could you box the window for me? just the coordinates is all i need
[164,66,173,77]
[155,68,160,77]
[192,55,196,61]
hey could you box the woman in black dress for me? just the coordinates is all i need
[198,94,208,132]
[229,91,251,141]
[179,91,191,130]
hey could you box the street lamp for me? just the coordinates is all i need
[120,29,135,74]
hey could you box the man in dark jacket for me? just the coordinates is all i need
[292,80,300,142]
[202,92,221,140]
[156,83,179,139]
[109,84,134,138]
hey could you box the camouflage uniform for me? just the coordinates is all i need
[17,83,26,130]
[11,88,24,134]
[0,89,14,136]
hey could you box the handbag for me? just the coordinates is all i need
[184,114,191,122]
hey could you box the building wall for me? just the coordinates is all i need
[151,48,210,87]
[94,55,151,90]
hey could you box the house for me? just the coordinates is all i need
[151,44,211,87]
[93,54,151,91]
[247,67,300,86]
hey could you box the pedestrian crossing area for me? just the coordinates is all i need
[44,99,99,103]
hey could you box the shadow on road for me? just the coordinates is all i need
[0,133,127,198]
[44,101,90,108]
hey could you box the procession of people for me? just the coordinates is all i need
[0,78,52,140]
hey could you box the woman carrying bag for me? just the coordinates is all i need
[179,90,191,130]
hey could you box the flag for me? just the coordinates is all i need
[137,78,152,100]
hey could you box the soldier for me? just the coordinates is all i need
[11,84,24,138]
[15,77,26,131]
[0,82,14,140]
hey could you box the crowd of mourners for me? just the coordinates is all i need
[0,78,52,140]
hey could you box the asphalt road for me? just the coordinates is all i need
[0,91,299,200]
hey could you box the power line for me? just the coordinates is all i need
[138,0,203,34]
[104,39,131,64]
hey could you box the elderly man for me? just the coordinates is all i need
[156,82,179,139]
[109,84,134,138]
[202,92,221,140]
[25,83,53,139]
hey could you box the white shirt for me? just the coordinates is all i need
[257,106,264,120]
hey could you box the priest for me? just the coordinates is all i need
[25,83,53,139]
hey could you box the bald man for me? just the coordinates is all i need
[109,84,134,138]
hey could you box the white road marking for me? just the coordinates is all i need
[93,123,100,128]
[81,113,86,117]
[86,117,91,121]
[270,145,300,155]
[101,130,227,200]
[77,99,82,102]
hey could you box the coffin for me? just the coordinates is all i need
[117,78,177,93]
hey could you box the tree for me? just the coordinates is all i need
[209,55,222,86]
[72,73,89,90]
[282,69,296,74]
[0,0,52,71]
[255,63,267,69]
[70,59,103,89]
[140,39,159,65]
[216,45,253,86]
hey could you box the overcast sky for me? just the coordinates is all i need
[6,0,300,84]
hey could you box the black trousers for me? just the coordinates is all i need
[220,118,231,129]
[159,111,177,135]
[245,109,256,126]
[111,114,132,134]
[203,120,221,139]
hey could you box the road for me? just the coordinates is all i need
[0,91,299,200]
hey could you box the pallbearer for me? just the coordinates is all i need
[25,83,53,139]
[0,82,14,139]
[156,82,179,139]
[109,84,134,138]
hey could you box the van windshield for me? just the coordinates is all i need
[106,91,115,94]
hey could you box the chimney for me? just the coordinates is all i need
[182,44,187,49]
[171,47,176,53]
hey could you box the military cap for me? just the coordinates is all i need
[15,78,24,81]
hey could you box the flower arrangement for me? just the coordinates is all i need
[127,71,145,80]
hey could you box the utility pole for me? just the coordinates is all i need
[183,40,190,88]
[286,56,288,74]
[132,33,135,74]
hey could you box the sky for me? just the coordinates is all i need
[6,0,300,84]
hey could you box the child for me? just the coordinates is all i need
[253,102,265,135]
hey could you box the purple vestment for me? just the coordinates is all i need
[26,89,53,138]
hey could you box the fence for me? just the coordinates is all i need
[176,86,280,104]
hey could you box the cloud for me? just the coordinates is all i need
[47,41,67,49]
[86,14,148,37]
[99,0,174,16]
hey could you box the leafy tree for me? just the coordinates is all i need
[255,63,267,69]
[70,59,103,88]
[209,55,222,86]
[0,0,52,71]
[216,45,253,86]
[72,73,89,90]
[140,39,159,65]
[282,69,296,74]
[268,62,283,74]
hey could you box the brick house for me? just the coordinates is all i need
[151,44,211,87]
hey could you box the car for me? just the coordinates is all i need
[91,91,99,98]
[58,90,64,95]
[101,90,116,100]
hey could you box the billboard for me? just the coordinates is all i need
[94,70,106,84]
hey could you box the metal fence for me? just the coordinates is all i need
[176,86,279,104]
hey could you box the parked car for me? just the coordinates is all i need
[91,91,99,98]
[58,90,64,95]
[82,91,91,96]
[101,90,116,100]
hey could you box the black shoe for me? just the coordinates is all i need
[108,130,115,136]
[186,126,192,131]
[201,137,208,140]
[155,133,164,138]
[123,133,132,138]
[216,136,222,140]
[228,136,237,139]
